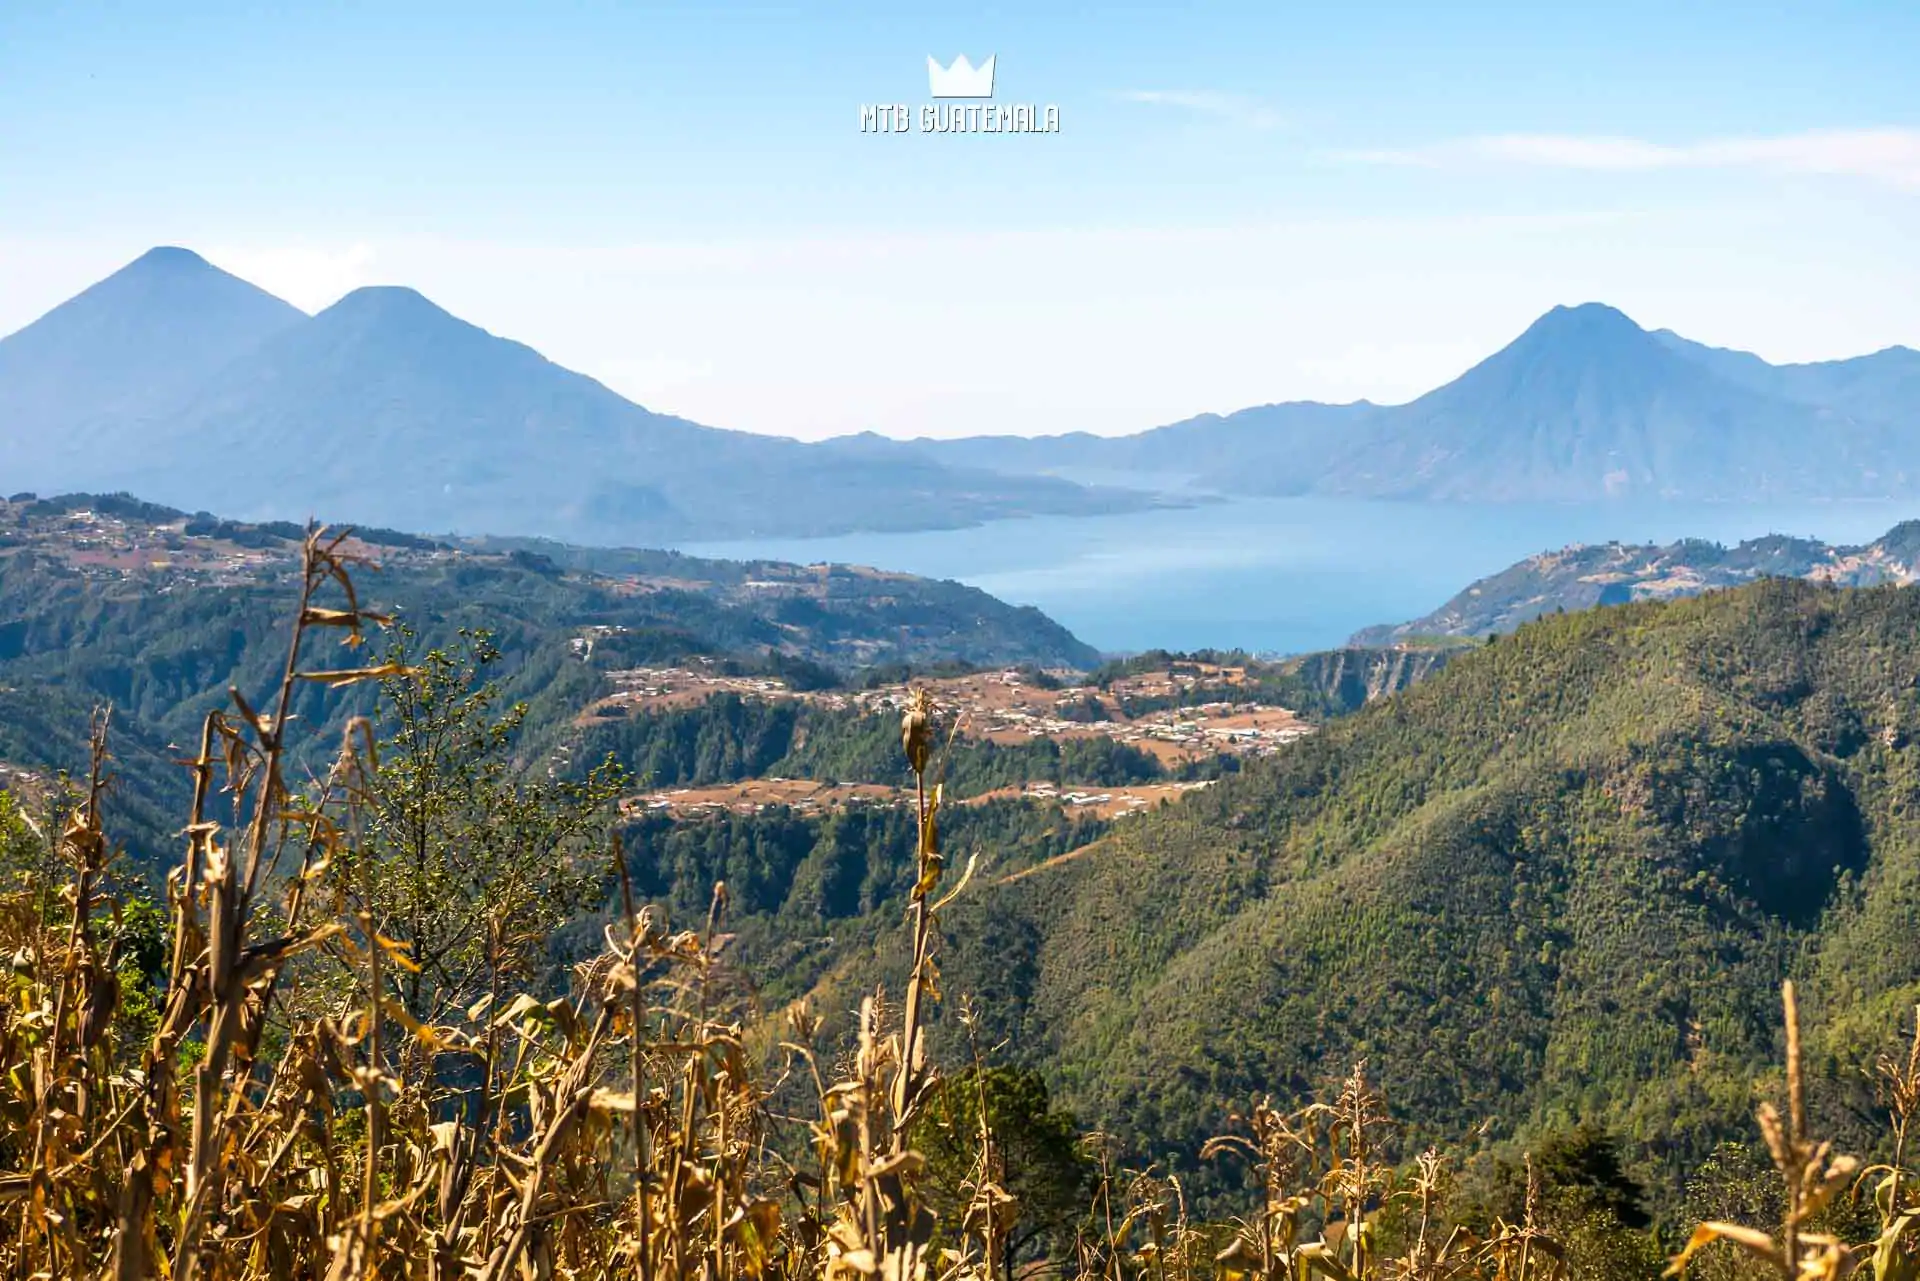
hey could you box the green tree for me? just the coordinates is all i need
[343,627,627,1032]
[1672,1143,1789,1281]
[0,787,48,890]
[913,1064,1093,1280]
[1497,1124,1651,1230]
[1473,1126,1662,1280]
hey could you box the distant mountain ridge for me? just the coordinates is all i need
[13,250,1919,531]
[881,400,1378,484]
[889,303,1920,502]
[0,249,1155,543]
[1653,328,1920,422]
[1351,520,1920,645]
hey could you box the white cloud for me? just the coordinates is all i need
[1118,90,1284,131]
[1346,127,1920,189]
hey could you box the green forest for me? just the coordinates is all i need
[895,578,1920,1220]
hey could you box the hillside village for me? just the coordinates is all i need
[624,775,1220,820]
[587,657,1314,762]
[0,494,448,587]
[593,656,1314,817]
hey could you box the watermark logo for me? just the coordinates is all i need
[927,54,994,98]
[860,55,1061,135]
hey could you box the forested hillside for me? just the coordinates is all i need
[848,577,1920,1213]
[22,487,1920,1230]
[556,797,1113,1011]
[31,522,1896,1281]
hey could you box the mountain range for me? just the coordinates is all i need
[887,303,1920,501]
[0,249,1152,543]
[7,249,1919,541]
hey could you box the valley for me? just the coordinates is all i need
[580,561,1920,1242]
[0,493,1433,894]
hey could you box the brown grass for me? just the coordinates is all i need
[1,529,1917,1280]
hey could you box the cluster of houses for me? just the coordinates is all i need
[590,660,794,711]
[844,671,1311,761]
[1018,779,1220,814]
[4,505,283,586]
[626,777,1223,821]
[586,658,1315,761]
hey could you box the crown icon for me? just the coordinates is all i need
[927,54,996,99]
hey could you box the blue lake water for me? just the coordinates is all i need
[680,497,1920,657]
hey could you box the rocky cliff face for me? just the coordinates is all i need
[1278,645,1460,714]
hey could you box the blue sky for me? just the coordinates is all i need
[3,1,1917,438]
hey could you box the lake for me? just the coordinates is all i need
[679,497,1920,657]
